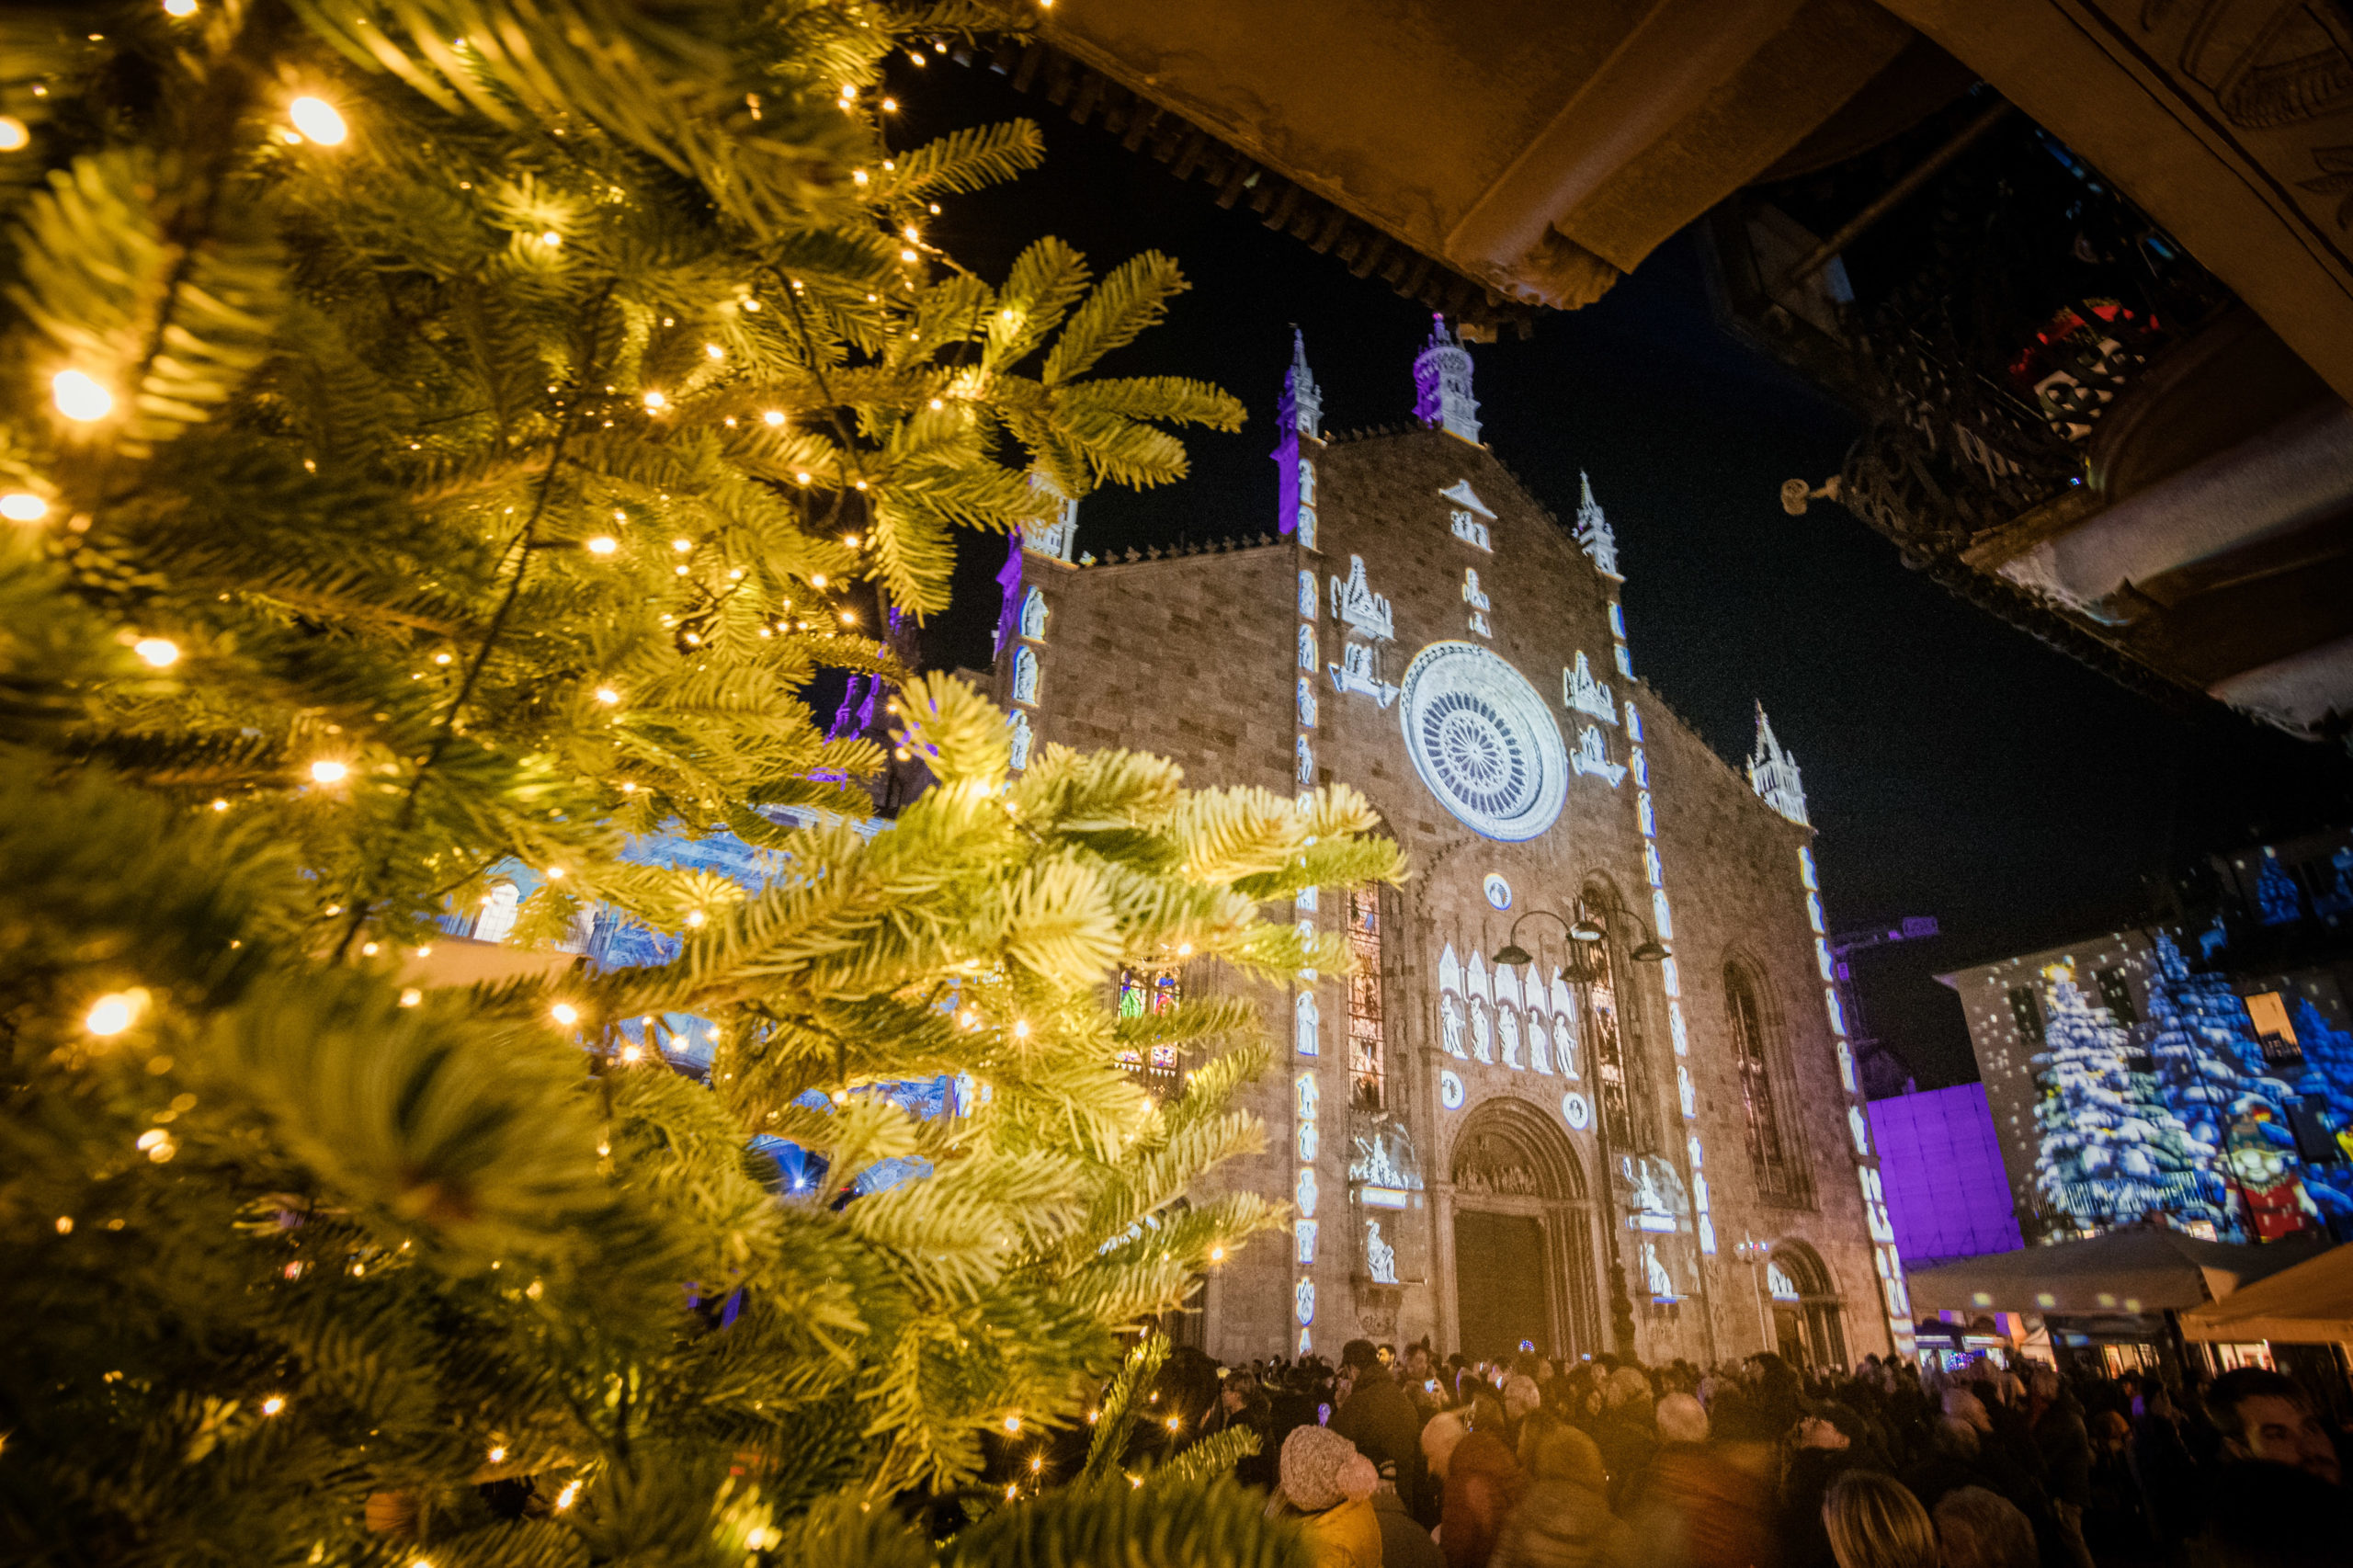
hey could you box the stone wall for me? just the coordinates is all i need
[999,423,1900,1369]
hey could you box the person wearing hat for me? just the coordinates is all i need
[1336,1338,1430,1517]
[1778,1403,1876,1568]
[1488,1424,1625,1568]
[1275,1424,1386,1568]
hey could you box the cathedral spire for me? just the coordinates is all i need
[1279,326,1323,440]
[1747,701,1810,826]
[1574,470,1621,581]
[1412,312,1481,443]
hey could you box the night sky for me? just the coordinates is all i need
[895,59,2353,1089]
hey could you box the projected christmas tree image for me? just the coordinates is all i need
[2032,971,2214,1229]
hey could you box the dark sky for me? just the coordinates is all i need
[894,59,2353,1089]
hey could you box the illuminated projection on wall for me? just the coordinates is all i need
[1398,642,1569,841]
[2019,937,2353,1243]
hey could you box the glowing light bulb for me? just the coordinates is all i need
[763,410,785,426]
[487,1446,506,1462]
[85,994,138,1036]
[810,574,826,587]
[400,988,423,1006]
[260,1395,286,1415]
[289,97,347,145]
[671,538,691,552]
[1,493,49,522]
[540,232,561,248]
[1003,1415,1021,1433]
[685,910,705,927]
[555,1482,580,1510]
[309,759,347,784]
[900,248,918,263]
[550,1003,579,1026]
[1013,1020,1030,1039]
[165,0,199,14]
[133,637,179,668]
[52,370,112,422]
[619,1044,643,1063]
[0,119,29,153]
[642,390,666,411]
[585,535,618,555]
[595,687,619,705]
[704,344,723,359]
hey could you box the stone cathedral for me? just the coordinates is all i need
[991,319,1912,1371]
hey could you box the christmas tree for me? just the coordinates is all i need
[2031,973,2208,1228]
[0,4,1395,1562]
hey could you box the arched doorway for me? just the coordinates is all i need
[1448,1097,1599,1359]
[1765,1242,1847,1372]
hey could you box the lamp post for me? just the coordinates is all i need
[1495,903,1668,1358]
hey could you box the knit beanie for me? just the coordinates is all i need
[1280,1424,1379,1512]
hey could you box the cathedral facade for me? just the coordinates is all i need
[991,321,1912,1371]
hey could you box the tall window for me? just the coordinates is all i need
[1116,966,1182,1096]
[1727,966,1802,1202]
[2006,984,2044,1044]
[1584,902,1636,1149]
[2093,966,2136,1025]
[1347,889,1385,1109]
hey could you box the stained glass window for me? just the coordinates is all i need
[1728,965,1802,1202]
[1116,966,1184,1089]
[1347,889,1385,1109]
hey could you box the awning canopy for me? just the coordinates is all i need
[2177,1243,2353,1345]
[1905,1228,2325,1315]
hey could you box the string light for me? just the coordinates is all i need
[1012,1020,1030,1039]
[309,759,347,784]
[288,97,347,145]
[671,538,691,552]
[550,1003,579,1026]
[595,687,619,705]
[260,1395,286,1415]
[642,391,666,411]
[762,410,785,427]
[1,493,48,522]
[55,1216,73,1234]
[52,370,112,422]
[554,1482,580,1510]
[685,910,705,927]
[0,119,29,153]
[487,1446,506,1463]
[540,232,561,248]
[85,994,139,1037]
[164,0,199,14]
[1002,1415,1021,1433]
[133,638,179,668]
[399,988,423,1006]
[585,536,618,555]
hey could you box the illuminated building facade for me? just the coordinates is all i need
[1939,837,2353,1250]
[992,320,1905,1369]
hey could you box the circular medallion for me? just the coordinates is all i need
[1399,642,1568,842]
[1562,1091,1592,1131]
[1483,873,1513,911]
[1438,1070,1466,1110]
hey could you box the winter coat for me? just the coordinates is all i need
[1617,1444,1772,1568]
[1442,1431,1527,1568]
[1300,1495,1386,1568]
[1376,1487,1446,1568]
[1489,1427,1627,1568]
[2029,1392,2093,1509]
[1336,1374,1431,1505]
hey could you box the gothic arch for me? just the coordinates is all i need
[1451,1095,1588,1201]
[1763,1237,1847,1371]
[1445,1094,1601,1358]
[1720,948,1813,1205]
[1577,872,1664,1156]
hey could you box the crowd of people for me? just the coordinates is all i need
[1111,1340,2347,1568]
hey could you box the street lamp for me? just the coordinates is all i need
[1494,901,1669,1356]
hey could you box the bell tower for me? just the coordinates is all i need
[1413,313,1482,443]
